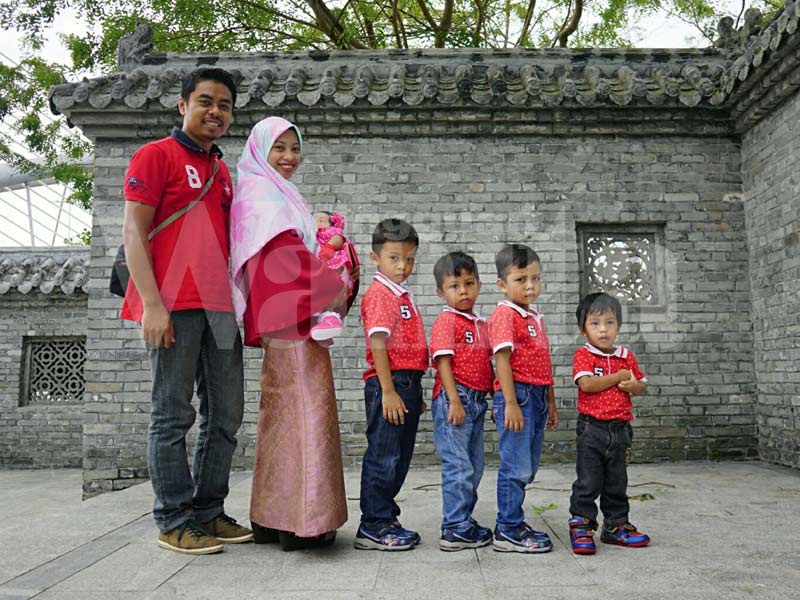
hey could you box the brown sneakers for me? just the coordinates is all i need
[158,519,224,555]
[202,513,254,543]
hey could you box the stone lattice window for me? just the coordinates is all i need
[20,337,86,406]
[577,224,665,307]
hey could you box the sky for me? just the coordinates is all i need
[0,3,735,66]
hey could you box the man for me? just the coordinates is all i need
[121,68,252,555]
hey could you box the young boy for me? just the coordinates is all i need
[355,218,429,551]
[430,252,494,551]
[568,292,650,554]
[488,244,558,553]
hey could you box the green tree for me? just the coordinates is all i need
[0,0,784,237]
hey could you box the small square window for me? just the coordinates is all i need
[20,337,86,406]
[577,224,666,309]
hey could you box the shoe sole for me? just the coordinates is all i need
[572,546,597,555]
[439,538,492,551]
[311,327,342,341]
[158,539,224,555]
[492,539,552,553]
[216,533,255,543]
[601,538,650,548]
[354,538,415,551]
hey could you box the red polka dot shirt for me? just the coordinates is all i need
[361,272,429,381]
[573,343,647,422]
[488,300,554,392]
[430,307,493,400]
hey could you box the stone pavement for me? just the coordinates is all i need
[1,461,798,600]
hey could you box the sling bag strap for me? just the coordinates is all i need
[146,158,219,241]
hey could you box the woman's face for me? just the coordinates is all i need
[268,129,301,179]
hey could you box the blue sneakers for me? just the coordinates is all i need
[568,517,597,555]
[391,520,421,545]
[601,522,650,548]
[492,523,553,553]
[354,522,419,551]
[439,522,493,551]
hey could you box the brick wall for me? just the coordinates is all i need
[0,291,87,468]
[83,130,757,494]
[741,91,800,469]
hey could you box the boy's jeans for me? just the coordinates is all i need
[569,414,632,530]
[493,382,548,532]
[359,371,423,528]
[147,309,244,533]
[432,384,488,532]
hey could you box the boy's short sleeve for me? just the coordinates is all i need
[124,144,169,208]
[628,351,647,382]
[430,313,456,360]
[361,288,399,339]
[489,308,515,354]
[573,347,594,384]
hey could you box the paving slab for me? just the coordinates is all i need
[0,461,797,599]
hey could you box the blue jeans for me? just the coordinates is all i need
[147,309,244,533]
[359,371,423,528]
[493,382,549,531]
[432,384,488,531]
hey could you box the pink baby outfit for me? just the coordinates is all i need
[317,213,356,295]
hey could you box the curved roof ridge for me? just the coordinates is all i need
[0,248,90,296]
[48,2,800,131]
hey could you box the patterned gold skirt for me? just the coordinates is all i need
[249,338,347,537]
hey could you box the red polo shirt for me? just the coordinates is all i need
[488,300,553,392]
[121,128,234,322]
[430,307,493,399]
[573,343,647,421]
[361,272,429,381]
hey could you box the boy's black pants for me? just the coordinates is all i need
[569,414,632,530]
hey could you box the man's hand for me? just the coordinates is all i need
[382,390,408,425]
[142,304,174,348]
[504,403,524,432]
[616,369,632,383]
[448,400,466,426]
[546,386,558,429]
[546,404,559,430]
[618,378,646,395]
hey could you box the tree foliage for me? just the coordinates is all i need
[0,0,784,231]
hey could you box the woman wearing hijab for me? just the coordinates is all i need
[230,117,354,550]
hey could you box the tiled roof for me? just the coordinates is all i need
[0,250,90,296]
[47,1,800,129]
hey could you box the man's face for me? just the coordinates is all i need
[178,80,233,149]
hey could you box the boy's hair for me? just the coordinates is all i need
[495,244,540,279]
[372,218,419,252]
[576,292,623,330]
[433,252,479,289]
[181,68,237,106]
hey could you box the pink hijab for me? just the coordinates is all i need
[229,117,318,320]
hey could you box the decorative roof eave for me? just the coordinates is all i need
[49,0,800,135]
[0,249,90,296]
[716,0,800,131]
[49,46,734,123]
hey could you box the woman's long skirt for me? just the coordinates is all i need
[249,338,347,537]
